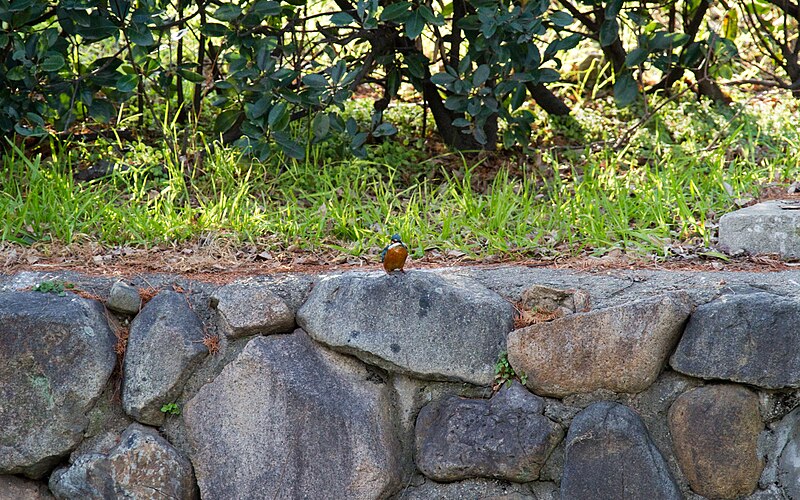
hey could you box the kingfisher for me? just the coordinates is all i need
[380,233,408,273]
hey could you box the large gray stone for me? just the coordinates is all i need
[396,478,554,500]
[561,401,681,499]
[211,282,294,339]
[718,200,800,258]
[765,407,800,499]
[122,291,207,425]
[297,271,513,385]
[0,292,116,478]
[49,423,196,500]
[0,476,54,500]
[508,293,691,397]
[671,292,800,389]
[415,382,563,482]
[668,385,763,499]
[212,275,314,314]
[183,331,403,500]
[549,371,701,496]
[391,374,492,478]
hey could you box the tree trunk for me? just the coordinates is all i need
[651,0,710,93]
[595,7,627,74]
[693,69,731,104]
[395,34,487,150]
[419,78,483,150]
[527,83,570,115]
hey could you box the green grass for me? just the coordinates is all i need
[2,89,799,261]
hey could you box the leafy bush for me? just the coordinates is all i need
[32,280,74,296]
[160,402,181,415]
[0,0,575,154]
[735,0,800,96]
[205,0,581,156]
[557,0,739,105]
[0,0,795,155]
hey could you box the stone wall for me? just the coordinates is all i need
[2,266,800,499]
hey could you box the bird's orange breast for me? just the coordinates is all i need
[383,245,408,272]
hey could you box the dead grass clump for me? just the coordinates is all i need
[513,301,564,329]
[104,311,130,403]
[138,287,158,304]
[201,334,221,355]
[73,288,105,302]
[114,325,129,358]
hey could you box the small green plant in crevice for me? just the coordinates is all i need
[160,402,181,416]
[494,351,528,390]
[32,280,75,297]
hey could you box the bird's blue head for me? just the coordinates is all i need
[390,233,402,243]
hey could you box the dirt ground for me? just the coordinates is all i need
[1,240,792,286]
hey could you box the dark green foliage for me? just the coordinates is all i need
[0,0,791,154]
[559,0,742,105]
[0,0,174,136]
[734,0,799,96]
[1,0,575,154]
[32,280,74,296]
[494,351,527,388]
[160,402,181,415]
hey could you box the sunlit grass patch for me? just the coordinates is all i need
[2,89,800,262]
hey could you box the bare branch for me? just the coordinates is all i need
[764,0,800,21]
[557,0,598,32]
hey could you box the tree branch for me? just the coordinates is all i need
[557,0,597,32]
[650,0,710,92]
[526,83,570,115]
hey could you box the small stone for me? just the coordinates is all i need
[68,431,119,462]
[543,399,582,426]
[668,384,764,499]
[538,439,565,484]
[747,485,788,499]
[718,200,800,259]
[415,382,563,482]
[0,475,54,499]
[628,371,703,492]
[529,481,560,500]
[106,281,141,314]
[561,401,680,499]
[399,478,544,500]
[671,293,800,389]
[49,423,196,500]
[79,383,133,454]
[211,283,294,339]
[760,390,800,423]
[767,407,800,499]
[508,293,691,397]
[519,284,591,315]
[297,271,513,385]
[122,291,207,426]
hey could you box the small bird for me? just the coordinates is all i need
[380,233,408,274]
